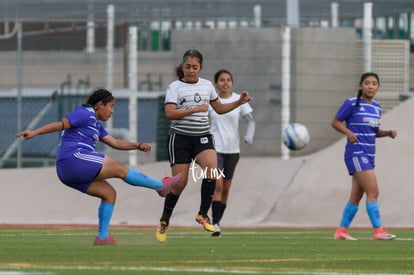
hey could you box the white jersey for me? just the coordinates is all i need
[209,92,253,153]
[165,77,218,136]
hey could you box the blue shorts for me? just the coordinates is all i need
[217,153,240,180]
[56,150,105,193]
[345,155,375,175]
[167,133,215,165]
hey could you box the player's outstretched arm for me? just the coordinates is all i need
[211,91,253,115]
[101,135,151,152]
[16,118,68,140]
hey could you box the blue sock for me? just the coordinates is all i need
[339,202,358,228]
[124,169,163,189]
[366,201,381,228]
[98,202,114,240]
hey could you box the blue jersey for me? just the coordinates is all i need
[335,97,381,159]
[57,106,108,160]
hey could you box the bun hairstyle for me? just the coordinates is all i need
[175,49,203,79]
[86,88,114,106]
[356,72,380,106]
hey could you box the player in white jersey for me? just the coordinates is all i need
[331,72,396,241]
[209,69,255,236]
[155,50,252,243]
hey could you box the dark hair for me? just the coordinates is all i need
[214,69,233,84]
[356,72,380,106]
[86,88,114,106]
[175,49,203,79]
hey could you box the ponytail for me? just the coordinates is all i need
[175,64,184,79]
[356,89,362,106]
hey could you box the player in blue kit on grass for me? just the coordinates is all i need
[331,72,396,241]
[16,88,181,246]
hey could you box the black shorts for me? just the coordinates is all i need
[217,153,240,180]
[167,133,215,165]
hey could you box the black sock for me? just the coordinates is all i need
[199,178,216,216]
[160,193,180,225]
[212,202,227,224]
[211,201,223,224]
[220,203,227,223]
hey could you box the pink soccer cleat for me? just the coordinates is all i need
[373,227,396,240]
[334,227,357,240]
[157,173,182,197]
[93,235,118,246]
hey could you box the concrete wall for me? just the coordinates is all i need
[292,28,358,154]
[410,53,414,90]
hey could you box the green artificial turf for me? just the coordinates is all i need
[0,227,413,274]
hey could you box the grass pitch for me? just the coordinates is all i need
[1,227,414,274]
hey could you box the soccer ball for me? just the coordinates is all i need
[282,123,310,151]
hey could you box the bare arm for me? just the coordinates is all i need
[15,118,69,140]
[210,91,252,114]
[331,117,358,144]
[164,103,209,120]
[376,129,397,139]
[101,135,151,152]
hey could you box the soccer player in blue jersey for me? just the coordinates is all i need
[16,88,181,245]
[331,72,397,240]
[155,50,252,243]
